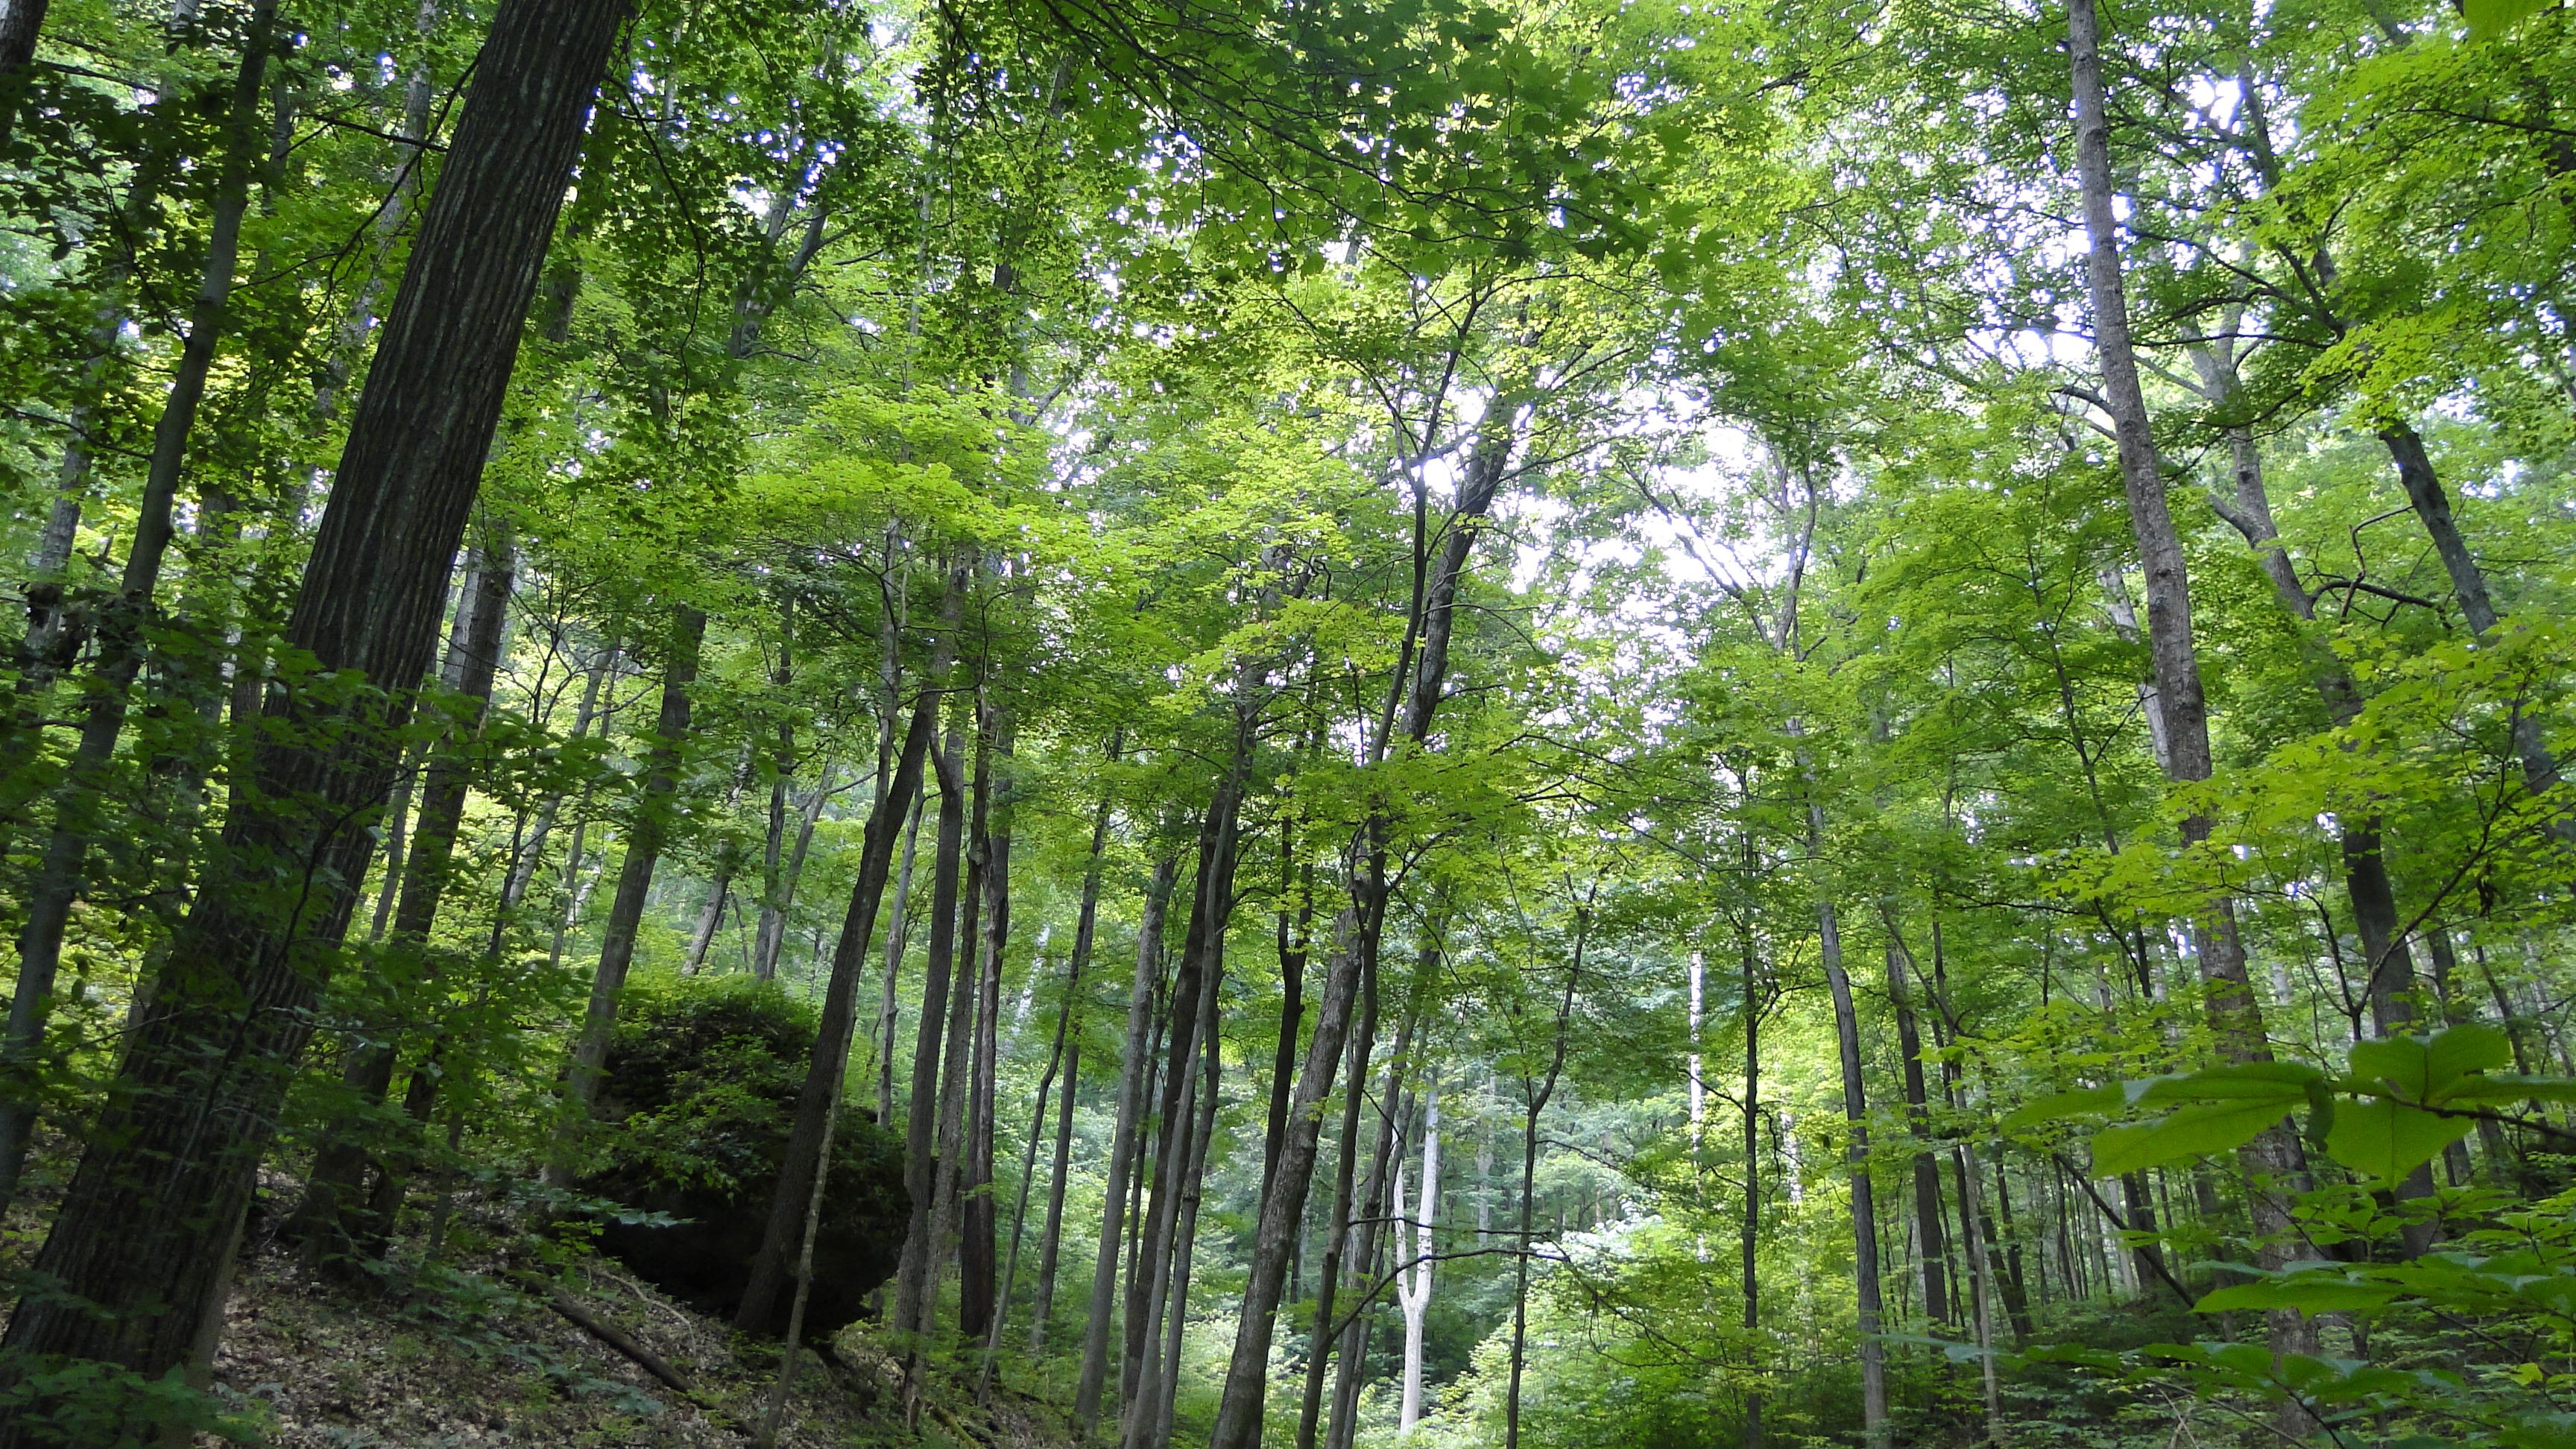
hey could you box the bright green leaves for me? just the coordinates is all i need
[2009,1026,2560,1184]
[2091,1062,2324,1176]
[2463,0,2553,41]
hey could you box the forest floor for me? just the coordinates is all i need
[5,1166,1069,1449]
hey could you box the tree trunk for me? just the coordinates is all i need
[1149,979,1225,1449]
[292,513,515,1260]
[0,0,634,1409]
[876,790,926,1122]
[962,704,1020,1339]
[1397,1082,1439,1434]
[1740,883,1763,1449]
[1030,745,1120,1354]
[1813,872,1887,1446]
[0,0,278,1213]
[1882,938,1951,1330]
[548,603,706,1187]
[735,695,935,1333]
[2065,0,2319,1401]
[893,701,973,1347]
[1209,420,1517,1449]
[1294,921,1379,1449]
[1072,851,1178,1430]
[1506,908,1585,1449]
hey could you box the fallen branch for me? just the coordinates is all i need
[546,1289,697,1396]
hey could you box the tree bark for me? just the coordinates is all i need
[1506,906,1585,1449]
[1813,868,1887,1445]
[1881,937,1951,1330]
[2065,0,2320,1401]
[962,704,1020,1339]
[893,700,973,1348]
[0,0,634,1408]
[1740,869,1764,1449]
[1396,1082,1439,1433]
[0,0,278,1213]
[735,695,935,1332]
[1029,744,1120,1354]
[1293,921,1378,1449]
[1073,851,1179,1428]
[547,603,706,1187]
[292,512,515,1259]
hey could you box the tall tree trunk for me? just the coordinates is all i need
[0,0,278,1213]
[894,699,973,1348]
[1327,955,1433,1449]
[1126,774,1245,1430]
[546,603,706,1188]
[1149,976,1225,1449]
[962,704,1020,1339]
[1294,920,1379,1449]
[1811,859,1887,1445]
[1030,744,1120,1354]
[1506,907,1585,1449]
[1396,1082,1439,1434]
[876,790,926,1122]
[292,513,516,1260]
[1073,852,1180,1428]
[735,696,935,1333]
[1209,420,1517,1449]
[1882,936,1951,1330]
[2066,1,2319,1407]
[0,0,634,1408]
[1740,875,1764,1449]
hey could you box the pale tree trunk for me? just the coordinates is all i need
[2065,0,2321,1412]
[1397,1082,1439,1435]
[681,745,757,975]
[1072,850,1179,1429]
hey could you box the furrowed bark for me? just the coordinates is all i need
[0,0,635,1407]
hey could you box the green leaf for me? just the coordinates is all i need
[2133,1061,2325,1105]
[2437,1075,2576,1107]
[2001,1084,2124,1132]
[2325,1096,2472,1183]
[2095,1094,2297,1175]
[2464,0,2551,40]
[2351,1025,2511,1105]
[2197,1277,2402,1315]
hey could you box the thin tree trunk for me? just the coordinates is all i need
[1294,921,1378,1449]
[1072,851,1179,1430]
[1030,743,1120,1354]
[1506,908,1585,1449]
[0,0,278,1213]
[735,695,935,1332]
[547,604,706,1188]
[2065,0,2318,1403]
[1882,936,1951,1330]
[893,698,972,1350]
[962,704,1020,1339]
[1812,865,1887,1446]
[1149,978,1225,1449]
[1740,845,1764,1449]
[877,789,926,1122]
[0,0,635,1406]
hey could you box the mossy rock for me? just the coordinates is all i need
[580,973,908,1339]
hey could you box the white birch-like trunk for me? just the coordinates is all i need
[1397,1085,1440,1435]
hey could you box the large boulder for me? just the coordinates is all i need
[579,974,908,1339]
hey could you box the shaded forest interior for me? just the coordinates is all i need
[1,0,2575,1444]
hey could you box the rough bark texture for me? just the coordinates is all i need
[736,696,935,1331]
[0,0,632,1409]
